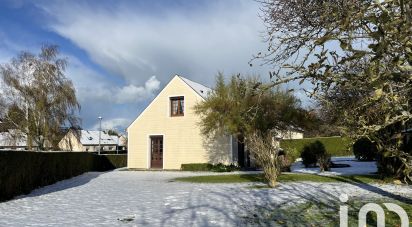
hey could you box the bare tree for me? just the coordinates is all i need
[0,45,80,150]
[247,131,281,187]
[256,0,412,182]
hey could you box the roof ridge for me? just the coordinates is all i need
[177,75,212,90]
[176,75,212,99]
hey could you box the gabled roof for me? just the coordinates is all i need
[74,130,119,146]
[178,75,212,99]
[127,75,213,130]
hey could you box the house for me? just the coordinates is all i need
[118,134,128,151]
[127,75,305,169]
[0,130,31,150]
[128,75,245,169]
[277,128,304,140]
[58,129,120,152]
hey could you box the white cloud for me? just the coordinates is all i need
[65,55,160,105]
[92,118,130,131]
[62,55,161,129]
[115,76,160,104]
[37,0,269,87]
[1,1,314,129]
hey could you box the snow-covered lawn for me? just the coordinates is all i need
[291,156,377,176]
[0,169,411,226]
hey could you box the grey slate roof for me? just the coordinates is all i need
[178,76,212,99]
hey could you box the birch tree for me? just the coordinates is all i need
[0,45,80,150]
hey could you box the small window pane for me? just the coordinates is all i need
[170,97,184,116]
[179,99,184,114]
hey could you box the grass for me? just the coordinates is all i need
[243,198,412,226]
[280,136,353,160]
[173,173,394,184]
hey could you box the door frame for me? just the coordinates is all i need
[147,134,165,169]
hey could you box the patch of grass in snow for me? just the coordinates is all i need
[280,136,353,161]
[242,198,412,226]
[173,173,395,184]
[173,173,264,183]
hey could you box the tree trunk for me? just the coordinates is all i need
[264,167,279,187]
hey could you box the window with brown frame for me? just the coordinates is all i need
[170,96,184,116]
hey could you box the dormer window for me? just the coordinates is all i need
[170,96,184,116]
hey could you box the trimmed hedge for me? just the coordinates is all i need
[103,154,127,168]
[90,150,127,155]
[280,136,352,161]
[181,163,212,171]
[0,151,126,202]
[181,163,240,172]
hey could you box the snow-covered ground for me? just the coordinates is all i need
[291,156,377,176]
[0,170,411,226]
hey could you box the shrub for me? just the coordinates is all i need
[353,138,377,161]
[376,150,411,183]
[211,163,240,172]
[181,163,213,171]
[301,145,318,167]
[318,153,331,172]
[300,140,329,171]
[300,141,322,168]
[181,163,240,172]
[278,149,291,172]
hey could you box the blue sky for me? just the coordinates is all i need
[0,0,309,131]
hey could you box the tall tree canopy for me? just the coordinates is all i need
[0,45,80,150]
[257,0,412,181]
[194,74,307,187]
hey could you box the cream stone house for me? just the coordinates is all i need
[127,75,247,169]
[127,75,304,170]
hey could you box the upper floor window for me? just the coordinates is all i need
[170,96,184,116]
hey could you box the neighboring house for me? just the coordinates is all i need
[0,130,32,150]
[118,135,127,151]
[0,119,6,132]
[58,129,120,152]
[277,128,304,140]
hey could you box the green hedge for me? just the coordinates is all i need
[0,151,124,202]
[181,163,240,172]
[103,154,127,168]
[181,163,212,171]
[90,150,127,155]
[280,136,353,161]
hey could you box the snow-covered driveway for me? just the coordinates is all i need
[0,170,411,226]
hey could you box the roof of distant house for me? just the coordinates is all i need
[73,130,120,146]
[178,75,212,99]
[0,131,28,147]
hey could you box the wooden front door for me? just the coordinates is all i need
[150,136,163,169]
